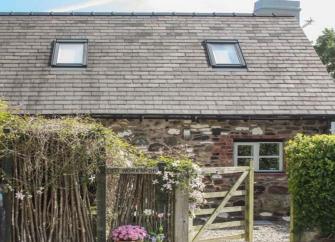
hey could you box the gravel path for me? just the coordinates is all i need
[253,221,289,242]
[201,220,289,242]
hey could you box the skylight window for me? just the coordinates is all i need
[51,39,88,67]
[205,40,246,68]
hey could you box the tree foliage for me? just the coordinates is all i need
[314,28,335,78]
[286,134,335,237]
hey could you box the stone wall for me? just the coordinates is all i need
[102,118,329,218]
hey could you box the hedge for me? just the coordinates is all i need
[286,134,335,238]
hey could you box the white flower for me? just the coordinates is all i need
[190,190,206,204]
[156,171,162,175]
[15,191,25,200]
[163,183,172,190]
[152,179,159,185]
[36,187,44,195]
[143,209,154,216]
[192,163,202,174]
[166,171,174,177]
[171,160,180,167]
[157,213,164,219]
[89,175,95,183]
[162,173,169,181]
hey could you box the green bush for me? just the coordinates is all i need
[286,134,335,237]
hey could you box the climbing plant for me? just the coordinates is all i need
[286,134,335,238]
[0,102,152,242]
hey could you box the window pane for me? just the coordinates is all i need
[57,43,84,64]
[259,158,280,171]
[237,158,253,166]
[209,43,240,65]
[259,143,279,156]
[237,145,253,156]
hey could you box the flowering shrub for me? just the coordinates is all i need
[111,225,147,241]
[150,156,206,209]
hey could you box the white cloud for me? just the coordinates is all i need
[50,0,335,41]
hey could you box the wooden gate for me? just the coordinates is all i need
[189,163,254,242]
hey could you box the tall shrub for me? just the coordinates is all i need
[286,134,335,237]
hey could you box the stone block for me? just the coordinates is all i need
[131,136,149,146]
[255,185,266,195]
[192,134,210,141]
[235,127,249,131]
[268,185,289,194]
[210,128,221,136]
[148,143,166,152]
[190,124,210,129]
[183,129,191,140]
[164,136,178,146]
[251,127,264,135]
[117,129,133,137]
[167,128,180,135]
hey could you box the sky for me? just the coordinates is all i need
[0,0,334,42]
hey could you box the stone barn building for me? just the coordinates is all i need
[0,1,334,219]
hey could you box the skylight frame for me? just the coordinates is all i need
[205,40,247,68]
[51,39,88,68]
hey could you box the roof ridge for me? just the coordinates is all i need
[0,11,296,17]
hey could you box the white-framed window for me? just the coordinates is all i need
[51,39,88,67]
[234,142,283,172]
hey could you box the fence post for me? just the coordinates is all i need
[245,161,254,242]
[96,164,106,242]
[174,186,189,242]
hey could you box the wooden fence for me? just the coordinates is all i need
[97,167,175,242]
[175,163,254,242]
[1,159,254,242]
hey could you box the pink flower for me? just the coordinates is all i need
[111,225,147,241]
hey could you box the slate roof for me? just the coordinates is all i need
[0,12,334,117]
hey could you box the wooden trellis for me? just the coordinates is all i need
[97,167,175,242]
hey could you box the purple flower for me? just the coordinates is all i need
[111,225,147,241]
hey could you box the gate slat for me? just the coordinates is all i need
[193,220,244,231]
[201,166,249,175]
[203,190,245,198]
[200,233,245,242]
[195,206,244,215]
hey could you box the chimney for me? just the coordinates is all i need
[254,0,301,20]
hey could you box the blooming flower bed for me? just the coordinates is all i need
[111,225,147,241]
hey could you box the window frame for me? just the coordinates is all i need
[51,39,88,68]
[204,40,247,68]
[233,142,283,172]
